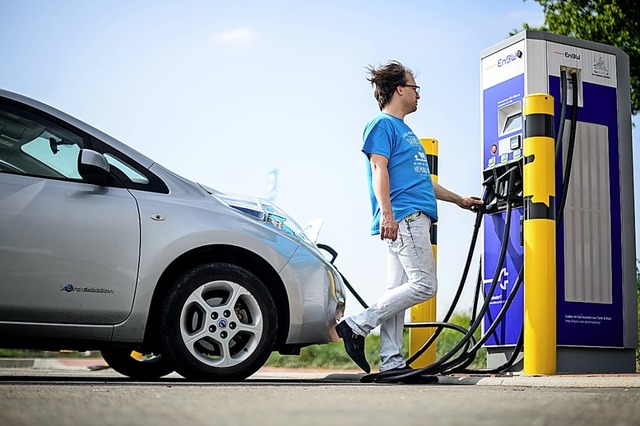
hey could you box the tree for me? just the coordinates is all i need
[518,0,639,115]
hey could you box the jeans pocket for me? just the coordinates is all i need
[404,211,422,223]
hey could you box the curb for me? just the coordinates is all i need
[0,357,107,370]
[437,374,640,388]
[0,358,38,369]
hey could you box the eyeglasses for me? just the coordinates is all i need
[403,84,420,95]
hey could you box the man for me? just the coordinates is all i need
[336,61,482,374]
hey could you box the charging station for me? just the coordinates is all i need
[480,31,637,373]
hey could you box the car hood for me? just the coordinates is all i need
[199,184,314,246]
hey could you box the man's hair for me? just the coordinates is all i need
[366,61,413,110]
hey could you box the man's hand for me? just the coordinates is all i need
[379,211,399,241]
[458,196,484,211]
[369,154,398,240]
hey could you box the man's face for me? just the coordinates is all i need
[401,72,420,114]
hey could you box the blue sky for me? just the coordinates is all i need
[3,0,638,319]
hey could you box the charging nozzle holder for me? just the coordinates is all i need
[481,159,523,214]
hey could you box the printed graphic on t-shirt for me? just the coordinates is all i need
[402,131,429,177]
[403,131,420,146]
[413,150,430,176]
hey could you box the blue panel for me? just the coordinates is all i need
[550,76,624,347]
[482,208,524,346]
[482,73,525,347]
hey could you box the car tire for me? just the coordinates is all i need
[159,262,278,381]
[100,348,174,380]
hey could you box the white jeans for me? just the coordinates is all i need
[346,212,437,371]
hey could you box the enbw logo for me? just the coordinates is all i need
[498,50,523,67]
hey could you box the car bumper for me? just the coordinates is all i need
[279,245,346,345]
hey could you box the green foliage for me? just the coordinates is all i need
[0,349,100,358]
[266,333,385,370]
[0,349,44,357]
[519,0,640,115]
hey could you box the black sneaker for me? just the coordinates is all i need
[335,321,370,373]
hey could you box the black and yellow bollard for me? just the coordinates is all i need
[522,94,556,375]
[409,138,438,367]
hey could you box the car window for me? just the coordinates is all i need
[1,100,169,193]
[104,153,149,184]
[0,103,85,179]
[21,130,83,178]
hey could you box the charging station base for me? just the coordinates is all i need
[487,346,637,374]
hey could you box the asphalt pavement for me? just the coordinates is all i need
[1,357,639,388]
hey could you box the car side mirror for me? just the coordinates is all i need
[78,149,112,185]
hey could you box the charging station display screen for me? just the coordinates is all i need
[502,113,521,134]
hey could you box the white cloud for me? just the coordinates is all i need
[208,28,256,45]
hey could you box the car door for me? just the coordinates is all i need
[0,100,140,325]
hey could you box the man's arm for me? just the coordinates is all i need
[432,181,483,211]
[369,153,399,241]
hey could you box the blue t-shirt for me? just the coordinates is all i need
[362,112,438,235]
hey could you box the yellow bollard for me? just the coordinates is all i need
[522,94,556,375]
[409,138,438,367]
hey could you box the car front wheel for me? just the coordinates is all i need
[159,263,278,381]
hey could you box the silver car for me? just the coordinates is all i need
[0,89,345,381]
